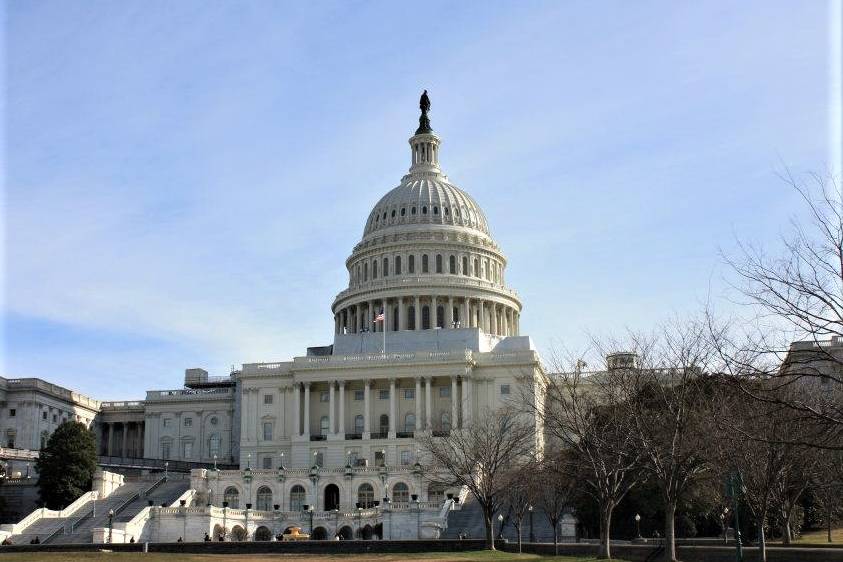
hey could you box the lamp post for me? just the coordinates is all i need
[164,461,168,480]
[213,454,218,471]
[528,505,534,542]
[720,511,727,545]
[302,504,314,535]
[727,472,744,562]
[108,508,114,544]
[333,508,339,539]
[413,495,421,539]
[497,513,504,543]
[635,513,642,541]
[357,505,363,539]
[279,452,285,470]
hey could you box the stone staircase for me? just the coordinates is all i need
[442,495,572,543]
[52,478,189,544]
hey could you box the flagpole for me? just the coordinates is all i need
[383,307,386,355]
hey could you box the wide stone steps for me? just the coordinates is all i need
[442,496,568,543]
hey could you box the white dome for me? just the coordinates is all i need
[363,176,490,237]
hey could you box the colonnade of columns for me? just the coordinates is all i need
[292,376,471,439]
[334,296,520,337]
[100,421,145,458]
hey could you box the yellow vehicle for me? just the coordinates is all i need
[282,527,310,541]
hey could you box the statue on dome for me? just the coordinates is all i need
[416,89,433,134]
[420,90,431,114]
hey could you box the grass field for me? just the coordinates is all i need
[796,526,843,544]
[0,553,627,562]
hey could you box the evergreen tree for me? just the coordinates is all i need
[35,421,98,509]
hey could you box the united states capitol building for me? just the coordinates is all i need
[0,94,551,543]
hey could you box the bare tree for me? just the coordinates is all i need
[610,318,716,562]
[535,453,577,555]
[812,448,843,543]
[501,465,535,553]
[533,354,642,560]
[418,408,535,550]
[721,172,843,446]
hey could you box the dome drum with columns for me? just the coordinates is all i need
[331,98,522,340]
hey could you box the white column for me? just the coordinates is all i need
[425,377,433,429]
[451,377,459,430]
[462,377,472,426]
[356,304,362,333]
[479,300,485,332]
[294,383,301,437]
[338,382,346,436]
[369,300,376,332]
[389,378,397,435]
[329,381,336,435]
[363,380,371,434]
[398,297,405,331]
[414,296,421,330]
[447,296,454,328]
[491,303,498,335]
[431,296,438,328]
[303,383,311,438]
[464,298,471,329]
[414,377,422,431]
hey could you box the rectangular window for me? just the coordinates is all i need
[183,442,192,458]
[9,409,15,417]
[162,443,171,460]
[42,411,47,420]
[52,414,57,423]
[348,450,360,465]
[374,450,385,467]
[400,450,412,466]
[320,391,330,403]
[184,417,192,427]
[264,394,274,404]
[262,456,272,469]
[7,440,14,449]
[263,422,273,441]
[163,418,171,427]
[315,451,324,467]
[439,387,450,398]
[379,389,389,400]
[354,390,364,401]
[403,389,415,400]
[500,384,511,395]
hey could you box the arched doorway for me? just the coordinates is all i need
[338,525,354,540]
[374,522,383,540]
[361,524,373,540]
[312,526,328,540]
[231,526,247,541]
[324,483,340,511]
[357,483,374,508]
[212,524,225,541]
[254,526,272,541]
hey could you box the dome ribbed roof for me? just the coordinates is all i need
[363,176,490,237]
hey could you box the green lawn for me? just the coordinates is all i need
[0,552,628,562]
[796,526,843,545]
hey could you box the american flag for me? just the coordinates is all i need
[375,310,385,322]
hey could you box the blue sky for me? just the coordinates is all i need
[3,1,837,399]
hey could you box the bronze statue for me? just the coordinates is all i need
[416,89,433,134]
[420,90,431,114]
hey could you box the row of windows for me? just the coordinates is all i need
[7,407,71,425]
[160,433,222,460]
[220,482,414,510]
[162,415,219,428]
[369,203,479,230]
[353,253,503,284]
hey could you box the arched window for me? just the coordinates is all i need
[433,206,439,215]
[364,262,368,281]
[474,258,480,278]
[404,413,415,432]
[435,254,443,273]
[392,307,399,331]
[209,433,221,458]
[485,259,490,280]
[449,255,456,274]
[373,260,378,279]
[290,485,306,512]
[401,207,406,216]
[395,256,402,275]
[391,209,396,218]
[408,255,415,274]
[462,256,468,275]
[422,206,428,215]
[320,416,329,436]
[224,486,240,509]
[383,257,389,277]
[436,305,445,328]
[408,306,416,330]
[422,255,429,273]
[393,482,410,503]
[422,306,430,330]
[411,206,416,215]
[256,486,272,511]
[441,412,451,431]
[428,483,446,504]
[358,483,374,508]
[379,414,389,434]
[354,415,364,434]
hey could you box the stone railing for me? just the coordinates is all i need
[100,401,144,410]
[0,447,39,461]
[333,275,521,304]
[213,465,419,479]
[290,349,473,369]
[145,388,233,401]
[0,491,98,537]
[2,378,100,410]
